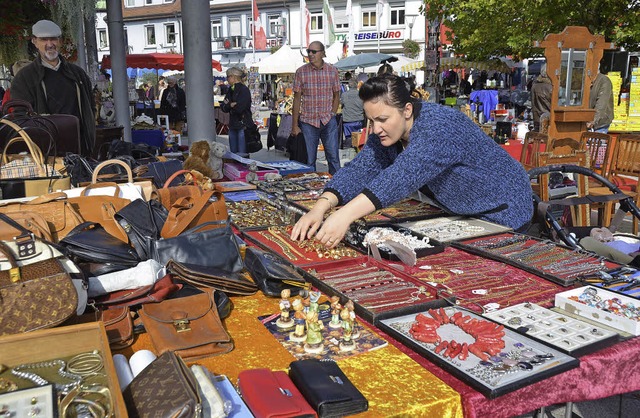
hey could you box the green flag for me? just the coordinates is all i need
[323,0,335,44]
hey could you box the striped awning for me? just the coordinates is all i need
[401,61,425,72]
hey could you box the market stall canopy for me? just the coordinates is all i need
[363,55,422,73]
[101,53,222,71]
[439,56,509,72]
[255,44,305,74]
[324,42,346,64]
[334,53,397,70]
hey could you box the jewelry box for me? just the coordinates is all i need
[376,306,579,398]
[379,198,445,222]
[399,216,512,243]
[484,302,619,356]
[227,199,294,230]
[0,385,55,418]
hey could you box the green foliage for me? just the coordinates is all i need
[422,0,640,61]
[402,39,421,59]
[0,0,50,65]
[270,45,282,54]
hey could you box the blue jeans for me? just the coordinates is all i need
[228,128,246,154]
[595,125,610,134]
[299,117,341,174]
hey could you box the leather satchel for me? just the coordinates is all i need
[288,359,368,418]
[160,190,228,238]
[139,289,234,361]
[0,210,53,242]
[152,219,244,272]
[0,192,84,242]
[244,247,309,297]
[166,259,257,295]
[91,273,182,309]
[0,239,77,335]
[67,305,134,350]
[115,198,168,260]
[123,351,201,418]
[60,222,141,267]
[238,368,317,418]
[155,169,202,210]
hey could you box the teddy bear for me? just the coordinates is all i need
[209,141,226,180]
[183,140,215,179]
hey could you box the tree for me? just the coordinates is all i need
[402,39,421,59]
[422,0,640,61]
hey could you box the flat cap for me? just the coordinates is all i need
[32,20,62,38]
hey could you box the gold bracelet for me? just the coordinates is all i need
[317,196,335,208]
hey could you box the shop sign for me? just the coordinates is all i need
[335,30,405,42]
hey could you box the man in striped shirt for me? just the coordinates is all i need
[292,41,341,174]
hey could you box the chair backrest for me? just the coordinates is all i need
[579,131,611,172]
[548,137,583,156]
[608,134,640,179]
[520,131,549,171]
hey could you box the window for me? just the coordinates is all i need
[211,19,221,39]
[390,7,405,26]
[145,25,156,46]
[310,13,323,32]
[165,23,176,45]
[268,15,281,37]
[98,29,108,49]
[145,0,153,5]
[228,17,241,48]
[247,16,254,40]
[361,10,376,28]
[334,9,349,31]
[125,0,135,7]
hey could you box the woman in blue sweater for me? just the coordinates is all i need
[291,74,532,247]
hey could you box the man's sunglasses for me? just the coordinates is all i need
[306,49,323,55]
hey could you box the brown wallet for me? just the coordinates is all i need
[139,289,234,361]
[166,259,258,295]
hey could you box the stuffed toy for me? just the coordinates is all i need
[245,161,259,182]
[209,142,226,180]
[183,140,214,179]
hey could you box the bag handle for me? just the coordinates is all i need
[1,136,46,167]
[162,169,193,189]
[80,181,122,197]
[92,159,134,184]
[1,99,35,116]
[0,119,47,177]
[25,191,68,205]
[161,190,216,238]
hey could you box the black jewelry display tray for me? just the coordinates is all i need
[398,216,513,243]
[303,256,448,324]
[452,232,622,287]
[380,198,446,223]
[343,222,445,262]
[376,305,579,399]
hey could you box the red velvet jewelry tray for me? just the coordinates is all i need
[302,256,447,324]
[291,199,391,224]
[452,232,622,287]
[376,305,579,398]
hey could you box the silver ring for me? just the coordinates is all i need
[327,240,334,244]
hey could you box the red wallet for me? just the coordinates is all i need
[238,368,317,418]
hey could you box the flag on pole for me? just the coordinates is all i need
[345,0,354,57]
[305,6,311,46]
[323,0,335,45]
[253,0,267,50]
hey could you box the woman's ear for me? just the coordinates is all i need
[404,102,413,119]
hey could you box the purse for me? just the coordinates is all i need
[0,192,84,243]
[64,159,151,201]
[60,222,141,267]
[154,169,202,210]
[136,158,184,188]
[123,351,201,418]
[166,259,258,295]
[91,273,182,309]
[0,239,78,335]
[244,247,309,297]
[288,359,368,418]
[152,219,244,272]
[115,198,168,260]
[68,305,134,350]
[139,290,234,361]
[160,190,228,238]
[0,210,52,241]
[237,368,317,418]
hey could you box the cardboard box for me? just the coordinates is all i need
[0,322,127,415]
[223,162,279,181]
[555,286,640,336]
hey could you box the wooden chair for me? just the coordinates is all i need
[579,131,611,173]
[548,137,583,156]
[519,131,549,171]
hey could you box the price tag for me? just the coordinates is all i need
[472,289,488,295]
[483,302,500,312]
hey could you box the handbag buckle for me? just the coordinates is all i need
[173,319,191,332]
[14,234,36,258]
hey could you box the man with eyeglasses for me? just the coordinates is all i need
[292,41,341,174]
[10,20,95,156]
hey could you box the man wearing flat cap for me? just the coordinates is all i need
[10,20,96,156]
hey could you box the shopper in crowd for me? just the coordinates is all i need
[220,67,251,156]
[459,75,472,96]
[292,41,341,174]
[530,63,553,132]
[159,76,186,133]
[587,65,614,133]
[157,76,167,100]
[1,59,31,108]
[291,74,533,247]
[340,78,364,148]
[377,63,394,76]
[10,20,95,155]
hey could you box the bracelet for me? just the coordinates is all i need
[317,196,335,208]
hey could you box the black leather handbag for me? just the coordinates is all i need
[60,222,141,267]
[115,199,168,260]
[244,247,308,297]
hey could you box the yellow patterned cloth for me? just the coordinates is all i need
[120,293,463,418]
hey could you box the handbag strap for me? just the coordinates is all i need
[80,181,122,197]
[1,99,35,116]
[163,169,195,189]
[0,119,47,177]
[141,289,214,323]
[161,190,216,238]
[27,191,68,205]
[92,159,134,183]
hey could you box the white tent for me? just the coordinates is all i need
[363,55,422,74]
[255,44,305,74]
[324,42,345,64]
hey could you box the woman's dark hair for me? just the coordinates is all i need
[359,73,420,115]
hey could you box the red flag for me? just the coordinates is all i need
[253,0,267,50]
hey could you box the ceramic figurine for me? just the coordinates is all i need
[275,289,293,329]
[329,295,343,329]
[339,307,356,351]
[345,300,361,339]
[289,298,307,343]
[304,310,324,353]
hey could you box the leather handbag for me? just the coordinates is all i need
[68,305,134,350]
[288,359,368,418]
[152,219,244,272]
[160,190,228,238]
[65,159,151,201]
[139,289,234,361]
[115,198,168,260]
[60,222,141,267]
[238,368,317,418]
[67,182,131,242]
[91,273,182,309]
[155,169,202,210]
[166,259,258,295]
[136,158,184,188]
[244,247,309,297]
[123,351,201,418]
[0,210,53,242]
[0,192,84,243]
[0,239,78,335]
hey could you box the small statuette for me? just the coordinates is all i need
[275,289,294,329]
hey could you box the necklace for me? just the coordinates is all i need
[12,360,82,393]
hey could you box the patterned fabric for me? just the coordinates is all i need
[293,62,340,128]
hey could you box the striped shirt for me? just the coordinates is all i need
[293,62,340,128]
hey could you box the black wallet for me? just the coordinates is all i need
[288,359,368,418]
[244,247,308,297]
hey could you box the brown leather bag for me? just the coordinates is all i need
[0,192,83,243]
[155,169,202,210]
[0,211,53,242]
[67,305,134,350]
[160,190,228,238]
[139,289,233,361]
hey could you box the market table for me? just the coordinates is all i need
[500,140,523,161]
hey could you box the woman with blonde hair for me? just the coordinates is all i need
[220,67,251,156]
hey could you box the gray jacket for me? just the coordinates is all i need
[589,73,614,130]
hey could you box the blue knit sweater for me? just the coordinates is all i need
[324,102,533,230]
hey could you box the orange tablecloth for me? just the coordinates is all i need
[500,141,523,161]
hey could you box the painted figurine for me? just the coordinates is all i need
[339,307,356,351]
[289,298,307,342]
[304,309,324,353]
[345,300,360,339]
[275,289,293,329]
[309,290,322,313]
[329,295,343,329]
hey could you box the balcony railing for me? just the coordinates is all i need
[214,36,248,51]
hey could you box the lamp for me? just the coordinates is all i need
[405,14,419,39]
